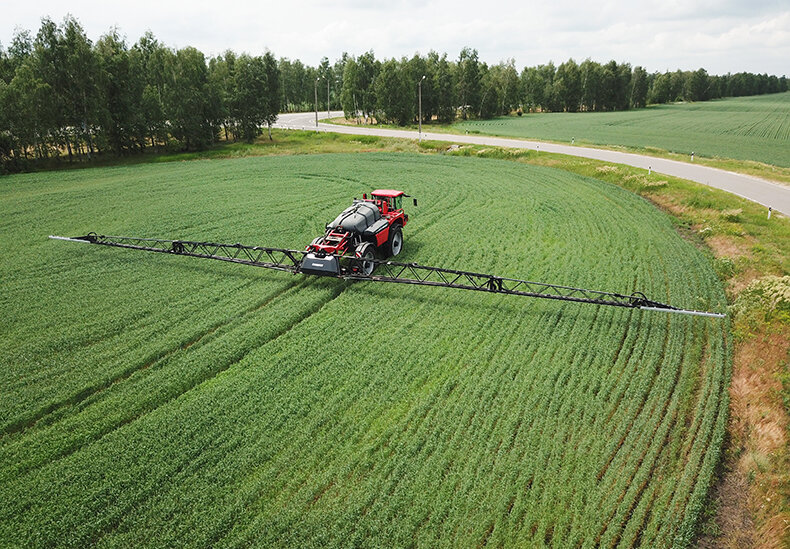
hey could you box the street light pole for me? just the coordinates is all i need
[418,75,426,143]
[314,77,319,129]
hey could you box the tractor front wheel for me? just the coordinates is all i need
[386,225,403,257]
[353,242,376,276]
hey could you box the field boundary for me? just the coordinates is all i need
[276,112,790,216]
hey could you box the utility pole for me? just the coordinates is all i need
[418,75,426,143]
[314,77,319,128]
[327,78,330,119]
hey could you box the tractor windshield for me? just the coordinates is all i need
[371,191,403,211]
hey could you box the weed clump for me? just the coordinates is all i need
[720,208,743,222]
[731,275,790,322]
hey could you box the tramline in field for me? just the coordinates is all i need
[49,189,724,318]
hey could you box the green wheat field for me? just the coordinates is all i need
[456,92,790,167]
[1,153,729,547]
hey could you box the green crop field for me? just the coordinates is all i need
[455,92,790,168]
[0,153,729,547]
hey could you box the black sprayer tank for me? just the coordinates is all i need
[327,201,381,234]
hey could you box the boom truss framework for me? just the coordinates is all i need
[49,233,725,318]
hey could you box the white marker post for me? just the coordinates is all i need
[768,207,772,219]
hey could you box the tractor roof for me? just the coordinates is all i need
[371,189,404,198]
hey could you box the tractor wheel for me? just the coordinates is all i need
[353,242,376,276]
[386,225,403,257]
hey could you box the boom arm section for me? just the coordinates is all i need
[49,233,725,318]
[49,233,305,273]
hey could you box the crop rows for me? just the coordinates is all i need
[456,91,790,167]
[0,153,729,547]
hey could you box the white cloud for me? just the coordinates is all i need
[2,0,788,75]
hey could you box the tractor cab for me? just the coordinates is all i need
[370,189,405,213]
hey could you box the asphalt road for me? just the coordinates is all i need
[275,111,790,217]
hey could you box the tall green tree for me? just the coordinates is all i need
[648,71,672,104]
[134,31,170,149]
[539,62,558,111]
[375,58,411,125]
[6,61,54,159]
[685,68,709,101]
[231,54,267,142]
[318,56,331,113]
[340,56,360,120]
[3,29,33,84]
[59,16,103,159]
[669,70,685,101]
[262,51,281,139]
[407,53,434,123]
[331,53,349,111]
[341,51,378,123]
[478,64,500,118]
[0,43,10,84]
[356,51,379,122]
[433,52,455,123]
[520,66,543,111]
[209,51,237,141]
[499,59,521,114]
[455,47,480,119]
[630,65,648,108]
[96,30,144,154]
[555,59,582,112]
[278,58,296,111]
[166,47,217,150]
[0,78,16,171]
[30,17,66,156]
[615,62,632,110]
[580,59,603,111]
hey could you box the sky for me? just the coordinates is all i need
[2,0,789,76]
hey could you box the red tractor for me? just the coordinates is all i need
[301,189,414,276]
[50,187,726,317]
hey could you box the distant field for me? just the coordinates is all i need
[0,154,729,547]
[455,92,790,168]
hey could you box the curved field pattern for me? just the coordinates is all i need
[0,153,730,547]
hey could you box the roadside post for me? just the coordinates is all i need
[314,77,319,129]
[418,75,426,143]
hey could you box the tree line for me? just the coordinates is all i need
[1,16,787,173]
[0,17,281,172]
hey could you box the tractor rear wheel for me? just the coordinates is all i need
[386,225,403,257]
[353,242,376,276]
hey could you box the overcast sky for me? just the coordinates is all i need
[3,0,789,76]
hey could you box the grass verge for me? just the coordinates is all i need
[324,116,790,185]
